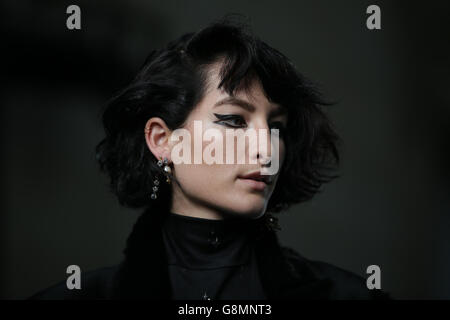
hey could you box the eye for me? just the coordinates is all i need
[213,113,247,128]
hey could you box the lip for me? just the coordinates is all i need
[239,171,273,184]
[238,178,268,191]
[238,171,273,191]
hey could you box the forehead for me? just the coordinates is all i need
[202,65,286,116]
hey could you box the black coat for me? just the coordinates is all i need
[30,209,389,300]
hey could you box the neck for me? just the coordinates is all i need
[170,200,224,220]
[170,191,253,220]
[169,185,223,219]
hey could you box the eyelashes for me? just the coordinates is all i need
[213,113,246,128]
[213,113,286,136]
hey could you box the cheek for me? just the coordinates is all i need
[174,163,235,200]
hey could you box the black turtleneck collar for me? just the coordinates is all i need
[161,212,263,270]
[160,211,268,299]
[114,206,332,300]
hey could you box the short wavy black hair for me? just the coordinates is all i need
[95,17,341,214]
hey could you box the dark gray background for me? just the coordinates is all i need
[2,0,449,299]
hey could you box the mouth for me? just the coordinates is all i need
[237,171,274,191]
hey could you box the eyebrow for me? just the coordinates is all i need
[213,96,287,118]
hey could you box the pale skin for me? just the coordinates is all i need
[144,66,287,220]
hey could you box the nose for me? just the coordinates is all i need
[257,153,271,168]
[249,122,272,166]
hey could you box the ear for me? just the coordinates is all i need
[144,117,172,161]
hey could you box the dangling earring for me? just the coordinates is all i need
[150,178,159,200]
[159,157,172,184]
[150,157,172,200]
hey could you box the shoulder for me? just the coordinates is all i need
[281,246,391,300]
[29,265,119,300]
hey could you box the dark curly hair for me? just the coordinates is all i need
[95,17,341,214]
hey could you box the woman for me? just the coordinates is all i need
[31,19,388,300]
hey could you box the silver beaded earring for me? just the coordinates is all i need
[150,178,159,200]
[150,157,172,200]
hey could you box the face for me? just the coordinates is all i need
[167,67,288,220]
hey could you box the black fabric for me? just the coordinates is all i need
[161,211,266,300]
[29,206,391,300]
